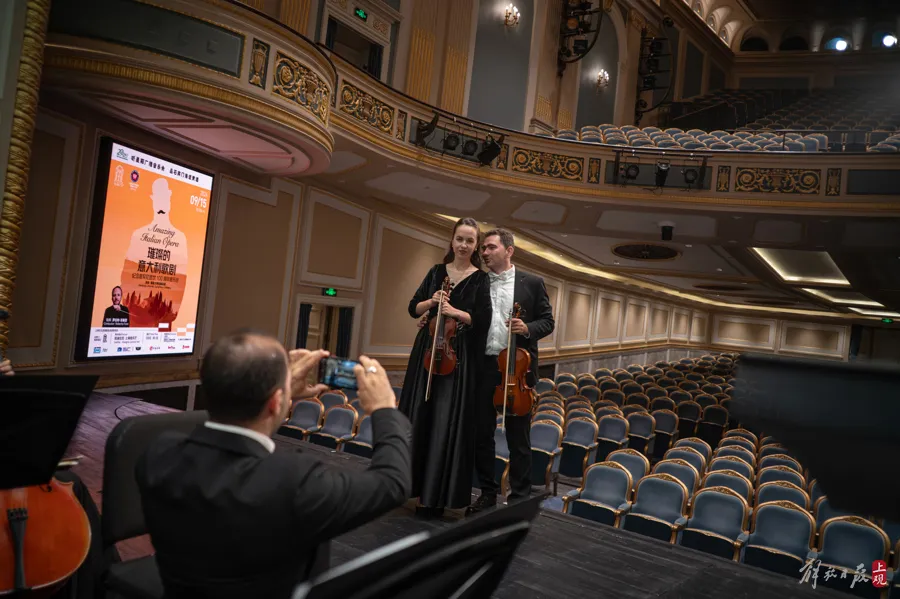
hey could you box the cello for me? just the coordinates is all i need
[493,302,536,430]
[0,476,91,596]
[423,276,457,401]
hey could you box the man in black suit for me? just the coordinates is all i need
[468,229,554,515]
[135,331,411,599]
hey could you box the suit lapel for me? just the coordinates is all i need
[514,270,528,318]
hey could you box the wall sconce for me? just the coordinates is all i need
[596,69,610,91]
[504,4,520,27]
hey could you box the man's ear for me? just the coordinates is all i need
[266,389,285,417]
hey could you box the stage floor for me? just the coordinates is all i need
[68,394,845,598]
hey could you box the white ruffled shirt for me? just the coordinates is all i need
[486,266,517,356]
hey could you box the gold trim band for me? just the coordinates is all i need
[0,0,52,354]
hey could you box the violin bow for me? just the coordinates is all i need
[424,277,448,401]
[500,306,514,431]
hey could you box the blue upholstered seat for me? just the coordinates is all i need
[344,415,373,458]
[535,378,555,394]
[756,481,810,510]
[665,446,706,476]
[702,470,752,503]
[653,459,699,496]
[621,474,690,542]
[318,391,347,412]
[560,418,599,478]
[308,405,358,449]
[279,399,323,440]
[608,448,650,492]
[563,461,633,526]
[530,421,563,493]
[742,501,816,577]
[626,412,656,455]
[808,517,892,597]
[679,487,750,560]
[758,465,806,489]
[674,436,712,462]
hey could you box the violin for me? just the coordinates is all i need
[423,276,458,400]
[0,477,91,596]
[493,302,535,429]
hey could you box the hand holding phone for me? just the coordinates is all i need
[288,349,330,399]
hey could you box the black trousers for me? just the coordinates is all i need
[473,355,532,500]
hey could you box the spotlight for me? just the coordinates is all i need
[655,161,670,187]
[835,39,848,52]
[649,40,663,54]
[646,57,660,73]
[624,164,640,180]
[884,34,898,48]
[462,139,479,155]
[415,112,439,146]
[642,75,656,89]
[477,134,504,166]
[573,38,589,53]
[682,168,699,185]
[443,132,460,151]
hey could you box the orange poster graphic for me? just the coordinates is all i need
[88,142,212,357]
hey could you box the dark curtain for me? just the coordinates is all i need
[336,307,353,358]
[367,43,384,78]
[325,17,337,50]
[296,304,312,349]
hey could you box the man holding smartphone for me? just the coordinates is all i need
[136,331,411,599]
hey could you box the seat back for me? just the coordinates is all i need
[714,446,756,468]
[748,502,815,560]
[664,446,706,474]
[593,406,622,421]
[288,400,324,428]
[581,462,633,505]
[674,437,711,461]
[319,391,347,411]
[652,459,699,495]
[759,454,801,473]
[530,421,563,452]
[625,393,649,408]
[817,517,890,571]
[646,387,668,401]
[814,496,854,528]
[622,405,647,416]
[756,481,809,510]
[626,412,655,438]
[622,382,644,396]
[555,373,576,385]
[758,465,805,488]
[694,394,717,410]
[535,379,555,394]
[495,426,510,460]
[651,409,678,434]
[601,389,625,405]
[579,386,601,404]
[534,411,564,426]
[676,401,702,421]
[321,405,358,437]
[103,409,210,546]
[708,456,753,480]
[564,418,599,446]
[608,448,650,488]
[631,474,689,523]
[597,414,628,441]
[687,487,749,540]
[718,437,755,453]
[576,375,598,389]
[702,470,751,502]
[353,416,373,446]
[556,381,579,398]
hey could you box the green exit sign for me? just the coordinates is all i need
[322,287,338,297]
[883,318,894,324]
[354,7,367,21]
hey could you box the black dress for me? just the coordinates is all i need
[398,264,492,510]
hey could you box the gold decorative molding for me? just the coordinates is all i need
[826,168,841,196]
[396,109,407,141]
[339,81,394,134]
[735,168,821,194]
[716,165,730,192]
[440,46,468,114]
[44,52,334,153]
[588,158,602,184]
[373,18,389,36]
[0,0,51,354]
[249,38,269,89]
[496,144,509,170]
[279,0,311,35]
[558,108,573,131]
[511,149,584,181]
[273,50,331,125]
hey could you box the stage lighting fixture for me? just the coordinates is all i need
[649,40,663,54]
[646,57,660,73]
[642,75,656,89]
[415,112,439,146]
[462,139,479,155]
[443,132,460,151]
[573,38,589,53]
[624,164,640,180]
[477,134,505,166]
[655,161,670,187]
[884,34,898,48]
[682,168,699,185]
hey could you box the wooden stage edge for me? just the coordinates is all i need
[67,393,846,598]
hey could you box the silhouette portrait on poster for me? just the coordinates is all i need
[102,285,130,327]
[118,177,189,328]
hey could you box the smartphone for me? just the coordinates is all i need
[318,356,361,391]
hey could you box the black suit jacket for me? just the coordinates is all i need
[513,269,555,386]
[135,408,411,599]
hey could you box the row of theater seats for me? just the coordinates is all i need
[539,354,897,597]
[746,89,900,133]
[277,385,404,457]
[547,124,900,153]
[667,88,806,130]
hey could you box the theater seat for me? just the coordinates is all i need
[741,501,816,577]
[621,474,690,543]
[563,461,633,526]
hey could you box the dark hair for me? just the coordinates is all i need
[443,217,483,268]
[483,228,515,249]
[112,286,122,294]
[200,330,288,423]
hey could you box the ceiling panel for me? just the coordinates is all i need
[365,172,490,210]
[596,210,717,238]
[752,248,850,285]
[744,0,898,20]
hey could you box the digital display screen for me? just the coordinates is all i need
[76,139,213,360]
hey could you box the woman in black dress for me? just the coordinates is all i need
[399,217,491,516]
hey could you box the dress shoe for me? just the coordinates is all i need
[465,494,497,516]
